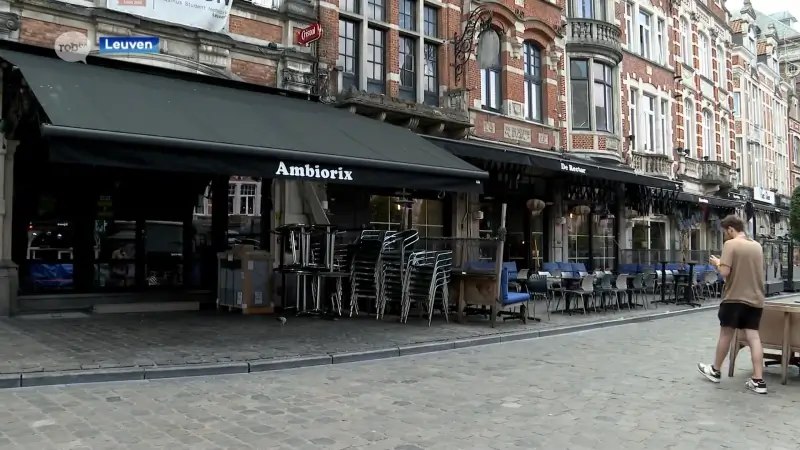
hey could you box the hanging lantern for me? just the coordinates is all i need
[526,199,546,215]
[572,205,591,216]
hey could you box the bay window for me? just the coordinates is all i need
[570,59,615,132]
[570,0,607,21]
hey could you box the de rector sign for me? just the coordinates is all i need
[560,162,587,174]
[107,0,233,32]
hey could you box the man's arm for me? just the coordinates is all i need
[717,241,732,278]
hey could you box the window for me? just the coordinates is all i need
[571,60,590,129]
[239,183,257,216]
[721,119,729,163]
[571,0,606,21]
[570,59,614,132]
[733,92,740,116]
[399,0,414,31]
[523,42,542,122]
[339,0,358,13]
[369,196,443,237]
[338,20,358,92]
[637,10,651,59]
[423,43,439,106]
[567,214,589,265]
[717,45,725,81]
[642,95,655,152]
[681,18,690,62]
[683,99,694,155]
[746,26,756,53]
[398,36,415,101]
[754,145,763,187]
[480,30,502,111]
[660,99,668,154]
[227,183,236,215]
[794,136,800,166]
[698,32,710,77]
[625,3,633,48]
[423,6,438,37]
[366,27,385,94]
[655,19,665,64]
[367,0,384,21]
[592,216,616,270]
[593,62,613,132]
[629,88,637,138]
[702,109,713,160]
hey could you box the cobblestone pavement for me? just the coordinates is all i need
[0,295,725,374]
[1,311,799,450]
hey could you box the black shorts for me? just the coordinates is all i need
[718,302,763,330]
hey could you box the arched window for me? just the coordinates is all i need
[683,98,694,155]
[523,42,542,122]
[702,109,714,160]
[680,18,690,61]
[479,29,502,111]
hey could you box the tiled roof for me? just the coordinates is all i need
[757,40,768,55]
[732,19,743,33]
[731,10,800,38]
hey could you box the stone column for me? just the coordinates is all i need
[0,138,18,316]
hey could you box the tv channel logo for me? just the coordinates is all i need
[98,36,160,55]
[54,31,90,63]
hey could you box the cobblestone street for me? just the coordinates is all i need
[0,310,798,449]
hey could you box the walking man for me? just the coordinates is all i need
[697,215,766,394]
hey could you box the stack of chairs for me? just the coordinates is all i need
[377,230,419,319]
[400,250,453,325]
[348,230,384,316]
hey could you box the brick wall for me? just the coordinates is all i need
[231,59,277,86]
[19,18,87,48]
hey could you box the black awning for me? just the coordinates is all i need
[750,201,784,214]
[425,136,682,191]
[1,47,486,193]
[676,192,743,209]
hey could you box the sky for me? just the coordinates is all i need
[725,0,800,31]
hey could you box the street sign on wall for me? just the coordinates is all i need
[296,23,322,46]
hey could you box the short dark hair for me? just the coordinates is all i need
[721,215,746,233]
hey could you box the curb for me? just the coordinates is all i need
[0,302,728,390]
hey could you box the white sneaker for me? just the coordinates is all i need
[745,378,767,394]
[697,363,721,383]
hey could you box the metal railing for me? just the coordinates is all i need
[619,249,715,266]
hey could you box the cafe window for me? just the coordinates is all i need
[506,208,544,270]
[567,213,590,265]
[592,215,615,270]
[369,196,443,237]
[689,227,700,251]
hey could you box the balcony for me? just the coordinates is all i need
[699,160,732,187]
[565,19,623,65]
[631,152,673,178]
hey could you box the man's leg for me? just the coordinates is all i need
[744,329,764,380]
[714,326,736,371]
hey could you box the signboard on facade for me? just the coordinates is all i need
[790,118,800,133]
[275,162,353,180]
[296,23,322,46]
[106,0,233,33]
[754,186,775,205]
[560,162,587,174]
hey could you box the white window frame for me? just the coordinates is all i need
[684,98,695,156]
[721,119,729,163]
[625,2,633,49]
[717,45,725,83]
[681,18,690,64]
[629,87,637,140]
[754,145,763,187]
[733,92,740,116]
[746,27,756,54]
[655,18,665,64]
[702,109,714,160]
[238,183,258,216]
[637,9,651,60]
[642,94,655,152]
[698,32,710,77]
[659,99,669,154]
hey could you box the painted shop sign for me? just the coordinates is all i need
[560,162,587,174]
[275,162,354,180]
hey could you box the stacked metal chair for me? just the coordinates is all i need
[348,230,384,316]
[400,250,452,325]
[376,230,419,319]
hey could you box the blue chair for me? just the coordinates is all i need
[618,264,638,274]
[572,262,587,273]
[499,267,531,323]
[542,262,559,273]
[558,262,574,272]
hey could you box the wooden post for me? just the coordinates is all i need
[491,203,507,328]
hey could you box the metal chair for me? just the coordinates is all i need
[563,274,595,314]
[614,274,629,310]
[595,272,618,311]
[701,271,719,299]
[630,273,648,309]
[643,272,658,308]
[526,274,548,321]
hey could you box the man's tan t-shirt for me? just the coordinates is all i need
[719,237,765,308]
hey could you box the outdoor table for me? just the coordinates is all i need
[677,261,701,307]
[729,299,800,385]
[450,269,497,324]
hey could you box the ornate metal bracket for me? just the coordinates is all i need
[452,5,494,83]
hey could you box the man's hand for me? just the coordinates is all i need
[709,255,720,267]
